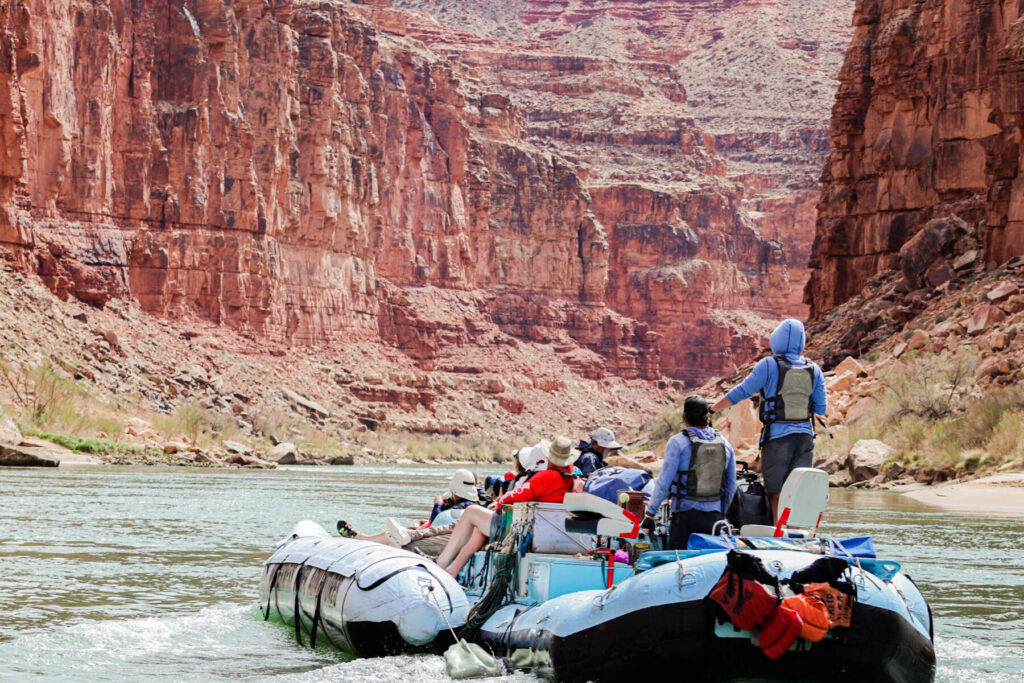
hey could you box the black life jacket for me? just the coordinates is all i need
[759,355,815,426]
[671,428,729,504]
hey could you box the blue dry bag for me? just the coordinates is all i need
[584,466,651,504]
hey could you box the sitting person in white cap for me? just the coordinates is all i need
[576,427,623,477]
[485,442,550,497]
[433,436,579,578]
[336,469,481,558]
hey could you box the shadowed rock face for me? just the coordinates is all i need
[0,0,805,385]
[809,0,1024,316]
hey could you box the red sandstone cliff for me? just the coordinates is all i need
[394,0,855,317]
[809,0,1024,318]
[0,0,806,390]
[0,0,666,379]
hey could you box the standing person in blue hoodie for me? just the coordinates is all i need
[644,396,737,550]
[711,318,827,521]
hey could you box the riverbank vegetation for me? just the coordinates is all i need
[811,349,1023,482]
[0,357,516,467]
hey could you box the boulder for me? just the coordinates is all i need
[987,282,1020,302]
[192,451,224,466]
[907,329,930,349]
[898,217,968,290]
[604,454,655,475]
[626,450,660,464]
[223,440,249,455]
[267,441,299,462]
[951,249,979,270]
[834,356,867,378]
[985,331,1009,351]
[846,439,893,482]
[828,469,853,488]
[281,387,329,416]
[101,328,120,349]
[966,305,1007,335]
[977,356,1007,379]
[892,342,908,358]
[163,441,189,454]
[844,396,876,424]
[813,455,844,474]
[0,442,61,467]
[329,455,355,466]
[0,414,22,445]
[829,370,856,392]
[720,399,760,450]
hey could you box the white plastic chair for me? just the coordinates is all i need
[739,467,829,538]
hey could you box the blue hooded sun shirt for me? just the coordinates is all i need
[725,319,828,441]
[646,426,738,516]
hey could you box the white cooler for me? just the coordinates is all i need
[512,502,594,555]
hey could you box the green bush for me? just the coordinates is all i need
[29,431,145,454]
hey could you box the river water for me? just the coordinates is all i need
[0,464,1021,682]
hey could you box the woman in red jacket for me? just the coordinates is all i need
[433,436,578,577]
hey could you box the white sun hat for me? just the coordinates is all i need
[449,468,479,501]
[521,440,551,472]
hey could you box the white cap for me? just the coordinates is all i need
[449,469,479,501]
[520,441,550,472]
[591,427,622,450]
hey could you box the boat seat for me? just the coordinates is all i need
[739,467,828,538]
[563,492,640,539]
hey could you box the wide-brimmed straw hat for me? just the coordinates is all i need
[548,435,578,467]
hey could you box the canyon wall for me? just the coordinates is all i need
[0,0,670,380]
[0,0,811,386]
[809,0,1024,316]
[394,0,855,318]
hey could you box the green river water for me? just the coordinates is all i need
[0,464,1021,682]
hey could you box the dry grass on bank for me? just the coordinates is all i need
[819,350,1024,474]
[1,359,126,438]
[0,356,520,464]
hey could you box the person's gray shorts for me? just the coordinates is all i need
[761,433,815,494]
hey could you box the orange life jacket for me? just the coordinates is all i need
[710,570,779,632]
[783,593,830,642]
[802,582,854,628]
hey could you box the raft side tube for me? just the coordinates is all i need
[260,521,469,656]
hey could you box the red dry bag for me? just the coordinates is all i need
[760,604,803,659]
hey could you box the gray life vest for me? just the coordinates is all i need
[671,428,729,503]
[760,355,815,424]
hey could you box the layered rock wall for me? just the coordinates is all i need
[0,0,669,377]
[809,0,1024,315]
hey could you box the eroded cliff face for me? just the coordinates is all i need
[388,0,844,379]
[0,0,809,392]
[809,0,1024,317]
[0,0,669,383]
[394,0,855,318]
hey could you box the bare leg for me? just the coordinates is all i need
[445,528,487,578]
[355,531,390,543]
[768,493,780,523]
[434,516,477,568]
[434,507,494,568]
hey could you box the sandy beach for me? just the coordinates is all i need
[898,473,1024,518]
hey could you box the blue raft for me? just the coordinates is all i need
[263,508,935,683]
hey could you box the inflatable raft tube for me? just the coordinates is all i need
[474,549,935,683]
[260,521,470,656]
